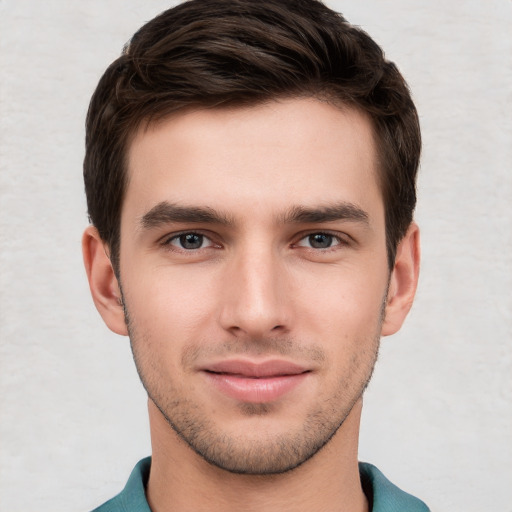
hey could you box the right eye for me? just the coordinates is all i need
[166,232,215,250]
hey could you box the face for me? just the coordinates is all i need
[117,98,392,474]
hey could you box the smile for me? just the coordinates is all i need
[201,360,311,403]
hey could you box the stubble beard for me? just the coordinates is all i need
[122,293,384,476]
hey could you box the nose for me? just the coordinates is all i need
[218,246,291,339]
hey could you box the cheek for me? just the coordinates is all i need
[124,265,221,339]
[291,262,388,332]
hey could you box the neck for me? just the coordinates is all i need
[146,400,368,512]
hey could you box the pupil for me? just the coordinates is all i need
[180,233,202,249]
[309,233,332,249]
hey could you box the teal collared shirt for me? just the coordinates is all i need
[92,457,430,512]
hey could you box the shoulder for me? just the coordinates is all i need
[359,462,430,512]
[91,495,124,512]
[90,457,152,512]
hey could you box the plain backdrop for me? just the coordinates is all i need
[1,1,511,511]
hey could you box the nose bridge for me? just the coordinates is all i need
[219,241,289,336]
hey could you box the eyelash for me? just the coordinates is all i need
[293,231,349,250]
[160,231,218,252]
[159,230,350,253]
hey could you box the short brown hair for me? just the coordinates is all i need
[84,0,421,273]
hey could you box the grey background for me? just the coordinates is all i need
[1,1,511,510]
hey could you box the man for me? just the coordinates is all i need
[82,0,428,510]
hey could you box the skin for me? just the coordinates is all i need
[83,98,420,512]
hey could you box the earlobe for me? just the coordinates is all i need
[381,222,420,337]
[82,226,128,336]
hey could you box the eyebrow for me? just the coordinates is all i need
[140,201,234,230]
[139,200,370,231]
[281,203,369,225]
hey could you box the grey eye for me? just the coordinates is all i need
[308,233,334,249]
[176,233,204,250]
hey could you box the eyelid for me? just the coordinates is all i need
[156,229,352,252]
[159,230,221,250]
[293,230,351,249]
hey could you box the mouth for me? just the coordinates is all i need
[200,359,311,403]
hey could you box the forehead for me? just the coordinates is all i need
[123,98,382,224]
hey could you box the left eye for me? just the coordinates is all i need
[296,233,341,249]
[168,233,213,250]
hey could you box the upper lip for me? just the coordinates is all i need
[201,359,310,378]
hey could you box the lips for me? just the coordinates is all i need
[201,359,310,403]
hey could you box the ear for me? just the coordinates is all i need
[82,226,128,336]
[381,222,420,336]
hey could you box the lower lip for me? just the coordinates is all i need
[204,372,309,403]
